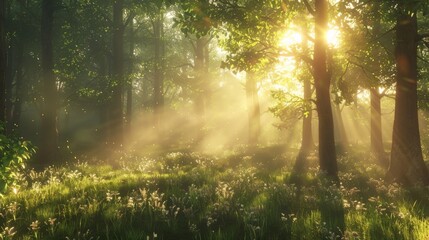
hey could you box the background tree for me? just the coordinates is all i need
[313,0,337,177]
[110,0,125,146]
[339,0,395,166]
[387,1,429,185]
[38,0,57,166]
[0,0,5,127]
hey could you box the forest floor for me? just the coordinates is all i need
[1,145,429,239]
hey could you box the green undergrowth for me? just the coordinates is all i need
[1,146,428,239]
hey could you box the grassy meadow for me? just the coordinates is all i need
[1,146,428,239]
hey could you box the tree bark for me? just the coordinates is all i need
[153,12,164,132]
[246,71,261,145]
[314,0,338,178]
[294,25,314,173]
[126,17,134,134]
[369,4,387,167]
[370,87,387,166]
[301,76,314,152]
[333,102,348,152]
[388,13,429,185]
[38,0,58,166]
[194,37,205,118]
[0,0,5,126]
[10,41,24,132]
[111,0,125,146]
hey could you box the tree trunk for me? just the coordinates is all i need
[369,4,387,167]
[10,41,24,132]
[0,0,5,126]
[301,77,314,152]
[194,37,206,118]
[333,102,348,152]
[314,0,338,178]
[5,44,12,132]
[204,39,211,108]
[153,13,164,132]
[246,71,261,145]
[193,36,211,142]
[294,25,314,173]
[111,0,124,146]
[388,13,429,185]
[126,17,134,134]
[370,87,387,166]
[38,0,58,166]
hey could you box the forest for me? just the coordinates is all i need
[1,0,429,239]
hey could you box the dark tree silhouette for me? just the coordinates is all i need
[38,0,58,166]
[388,12,429,185]
[0,0,5,126]
[314,0,338,178]
[110,0,125,146]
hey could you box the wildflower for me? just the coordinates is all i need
[207,217,215,227]
[2,226,16,237]
[355,201,366,211]
[48,217,57,226]
[368,197,378,202]
[30,220,40,231]
[281,213,287,222]
[106,190,120,202]
[127,197,135,208]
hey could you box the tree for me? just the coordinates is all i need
[175,0,214,140]
[313,0,337,177]
[126,17,135,133]
[153,9,165,132]
[110,0,125,146]
[0,0,5,127]
[246,71,261,145]
[387,5,429,185]
[300,29,315,155]
[338,0,395,166]
[38,0,58,166]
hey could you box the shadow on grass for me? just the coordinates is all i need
[290,150,346,240]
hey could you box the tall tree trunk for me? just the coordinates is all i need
[370,87,387,166]
[294,76,315,173]
[153,13,164,132]
[111,0,124,146]
[38,0,58,166]
[246,71,261,145]
[388,13,429,185]
[301,76,314,152]
[193,36,210,142]
[126,17,134,134]
[314,0,338,177]
[204,39,211,108]
[333,102,348,152]
[294,25,314,173]
[0,0,5,127]
[194,37,206,118]
[368,3,387,166]
[10,41,24,132]
[5,43,12,132]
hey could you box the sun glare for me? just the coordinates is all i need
[279,30,302,48]
[326,28,341,48]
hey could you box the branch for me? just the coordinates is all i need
[372,25,396,43]
[302,0,315,16]
[124,12,136,28]
[421,40,429,49]
[417,33,429,41]
[417,54,429,64]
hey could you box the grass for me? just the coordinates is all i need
[0,146,428,239]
